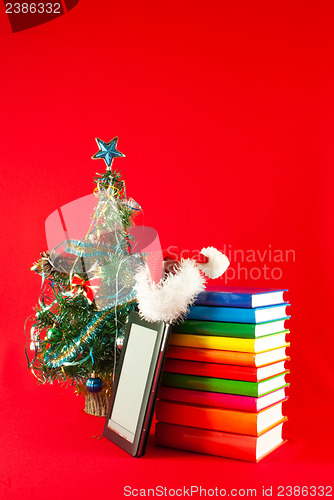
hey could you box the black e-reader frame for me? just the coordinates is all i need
[103,311,171,457]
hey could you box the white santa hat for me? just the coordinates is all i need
[134,247,230,323]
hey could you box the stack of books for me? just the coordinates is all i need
[155,287,290,462]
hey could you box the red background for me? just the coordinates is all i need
[0,1,333,498]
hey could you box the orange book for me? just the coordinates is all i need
[166,345,289,367]
[155,399,286,436]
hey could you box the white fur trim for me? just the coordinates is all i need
[198,247,230,279]
[134,259,206,323]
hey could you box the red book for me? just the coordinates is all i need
[163,358,288,382]
[155,421,287,462]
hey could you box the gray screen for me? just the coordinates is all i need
[108,323,158,442]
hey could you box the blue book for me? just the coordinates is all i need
[188,304,290,324]
[195,286,287,309]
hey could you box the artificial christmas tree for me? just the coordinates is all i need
[27,137,141,416]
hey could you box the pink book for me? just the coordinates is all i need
[157,386,288,412]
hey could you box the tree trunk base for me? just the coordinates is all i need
[84,392,109,417]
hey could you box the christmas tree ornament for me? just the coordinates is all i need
[29,340,41,352]
[30,251,55,278]
[71,275,100,304]
[30,325,39,341]
[86,376,103,393]
[91,137,125,168]
[46,327,62,341]
[116,335,124,350]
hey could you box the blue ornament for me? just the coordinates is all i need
[92,137,125,168]
[86,376,103,393]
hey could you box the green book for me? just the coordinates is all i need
[172,318,289,339]
[162,372,288,397]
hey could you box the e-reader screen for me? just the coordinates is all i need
[103,312,171,457]
[108,324,158,442]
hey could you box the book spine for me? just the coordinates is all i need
[166,345,258,366]
[188,306,256,323]
[158,386,259,411]
[173,320,256,338]
[155,422,258,462]
[164,358,259,382]
[162,372,260,397]
[195,293,252,308]
[170,333,256,352]
[156,400,259,435]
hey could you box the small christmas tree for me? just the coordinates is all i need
[27,137,142,416]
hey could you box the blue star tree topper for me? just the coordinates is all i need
[92,137,125,168]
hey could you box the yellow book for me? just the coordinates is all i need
[169,331,289,353]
